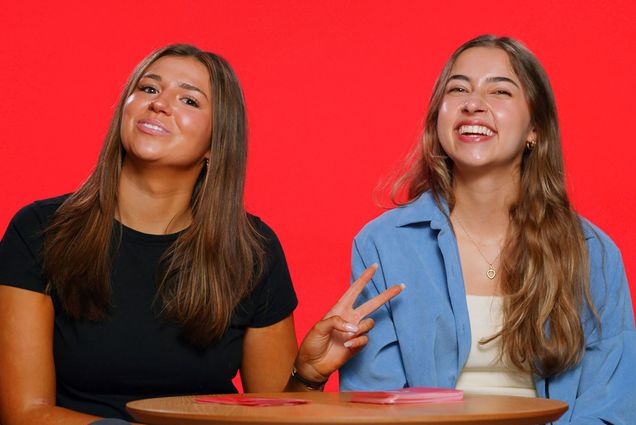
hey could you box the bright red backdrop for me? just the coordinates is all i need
[1,1,634,392]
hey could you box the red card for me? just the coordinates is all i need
[349,387,464,404]
[194,395,309,407]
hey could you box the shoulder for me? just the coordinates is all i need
[248,213,277,241]
[0,195,69,294]
[8,194,70,233]
[247,213,282,252]
[355,191,444,245]
[578,217,634,343]
[579,217,622,269]
[355,207,405,245]
[246,214,288,268]
[242,214,297,325]
[578,217,628,309]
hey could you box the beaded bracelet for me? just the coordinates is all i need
[291,367,328,391]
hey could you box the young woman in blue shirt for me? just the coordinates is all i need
[340,35,635,424]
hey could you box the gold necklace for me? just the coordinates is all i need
[453,214,502,280]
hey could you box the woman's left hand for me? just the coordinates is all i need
[294,264,404,384]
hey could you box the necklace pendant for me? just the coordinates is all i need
[486,266,496,280]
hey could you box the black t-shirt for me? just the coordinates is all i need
[0,195,297,420]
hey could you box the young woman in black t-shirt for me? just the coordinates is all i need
[0,44,402,424]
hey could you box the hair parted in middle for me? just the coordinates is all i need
[392,35,599,377]
[43,44,265,345]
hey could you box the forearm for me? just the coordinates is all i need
[3,406,144,425]
[2,404,99,425]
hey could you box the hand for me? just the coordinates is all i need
[294,264,404,383]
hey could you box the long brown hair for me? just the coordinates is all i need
[42,44,264,345]
[393,35,597,377]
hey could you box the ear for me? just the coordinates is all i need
[527,126,537,143]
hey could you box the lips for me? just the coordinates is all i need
[455,121,496,142]
[458,125,495,136]
[137,119,170,135]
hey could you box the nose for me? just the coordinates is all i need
[461,92,487,114]
[149,94,172,116]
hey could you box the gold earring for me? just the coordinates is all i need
[526,139,536,150]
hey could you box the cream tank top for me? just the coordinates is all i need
[455,295,537,397]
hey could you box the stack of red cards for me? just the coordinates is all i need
[349,387,463,404]
[194,395,308,407]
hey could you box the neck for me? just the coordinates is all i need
[117,159,199,234]
[451,165,520,242]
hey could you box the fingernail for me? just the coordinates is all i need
[344,323,359,332]
[400,283,406,290]
[371,263,379,269]
[344,340,353,348]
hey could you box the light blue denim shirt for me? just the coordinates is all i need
[340,191,636,424]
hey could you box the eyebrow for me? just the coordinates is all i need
[141,73,209,99]
[448,74,520,88]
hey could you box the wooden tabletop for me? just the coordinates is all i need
[127,392,568,425]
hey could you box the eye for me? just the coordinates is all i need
[139,85,158,94]
[181,97,200,108]
[447,86,468,94]
[493,89,512,96]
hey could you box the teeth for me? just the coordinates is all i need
[459,125,494,136]
[142,123,164,132]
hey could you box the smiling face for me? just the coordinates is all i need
[120,55,213,169]
[436,47,536,174]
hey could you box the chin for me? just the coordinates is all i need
[124,148,165,164]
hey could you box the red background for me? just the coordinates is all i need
[1,1,634,391]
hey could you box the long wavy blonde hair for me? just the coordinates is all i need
[43,44,264,345]
[393,35,598,377]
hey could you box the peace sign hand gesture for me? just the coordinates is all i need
[293,264,404,386]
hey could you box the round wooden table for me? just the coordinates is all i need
[127,392,568,425]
